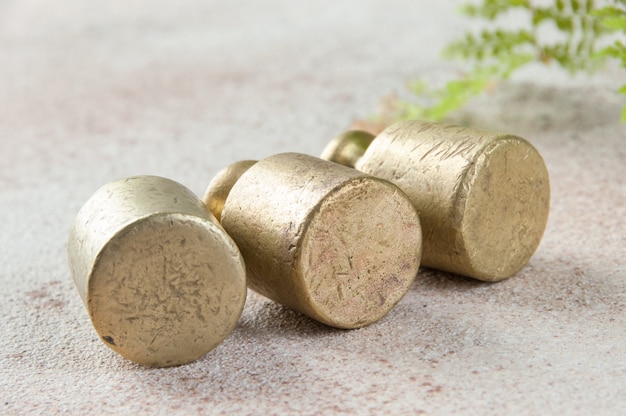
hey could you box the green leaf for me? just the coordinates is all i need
[556,0,564,11]
[532,8,552,27]
[593,6,626,30]
[601,15,626,31]
[555,15,573,32]
[389,0,626,123]
[459,0,530,19]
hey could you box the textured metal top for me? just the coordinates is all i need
[298,175,423,328]
[68,176,247,366]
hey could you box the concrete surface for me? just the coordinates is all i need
[1,1,625,414]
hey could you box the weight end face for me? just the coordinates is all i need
[68,176,246,367]
[87,213,247,367]
[457,137,550,281]
[298,177,422,329]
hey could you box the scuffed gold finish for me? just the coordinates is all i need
[320,130,373,168]
[322,120,550,282]
[68,176,247,367]
[204,160,257,222]
[204,153,422,329]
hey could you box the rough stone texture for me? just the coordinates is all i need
[1,1,625,414]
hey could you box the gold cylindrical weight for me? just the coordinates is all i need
[67,176,247,367]
[321,120,550,282]
[204,153,422,329]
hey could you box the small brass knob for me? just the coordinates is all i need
[322,120,550,282]
[204,153,422,329]
[204,160,257,222]
[68,176,247,367]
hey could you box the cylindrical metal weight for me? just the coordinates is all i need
[68,176,247,367]
[321,120,550,282]
[203,153,422,329]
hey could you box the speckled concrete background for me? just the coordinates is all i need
[1,1,625,414]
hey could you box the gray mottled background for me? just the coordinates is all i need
[1,1,625,414]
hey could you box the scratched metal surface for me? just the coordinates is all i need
[68,176,247,367]
[356,120,550,280]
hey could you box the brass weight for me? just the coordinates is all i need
[321,120,550,282]
[203,153,422,329]
[67,176,247,367]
